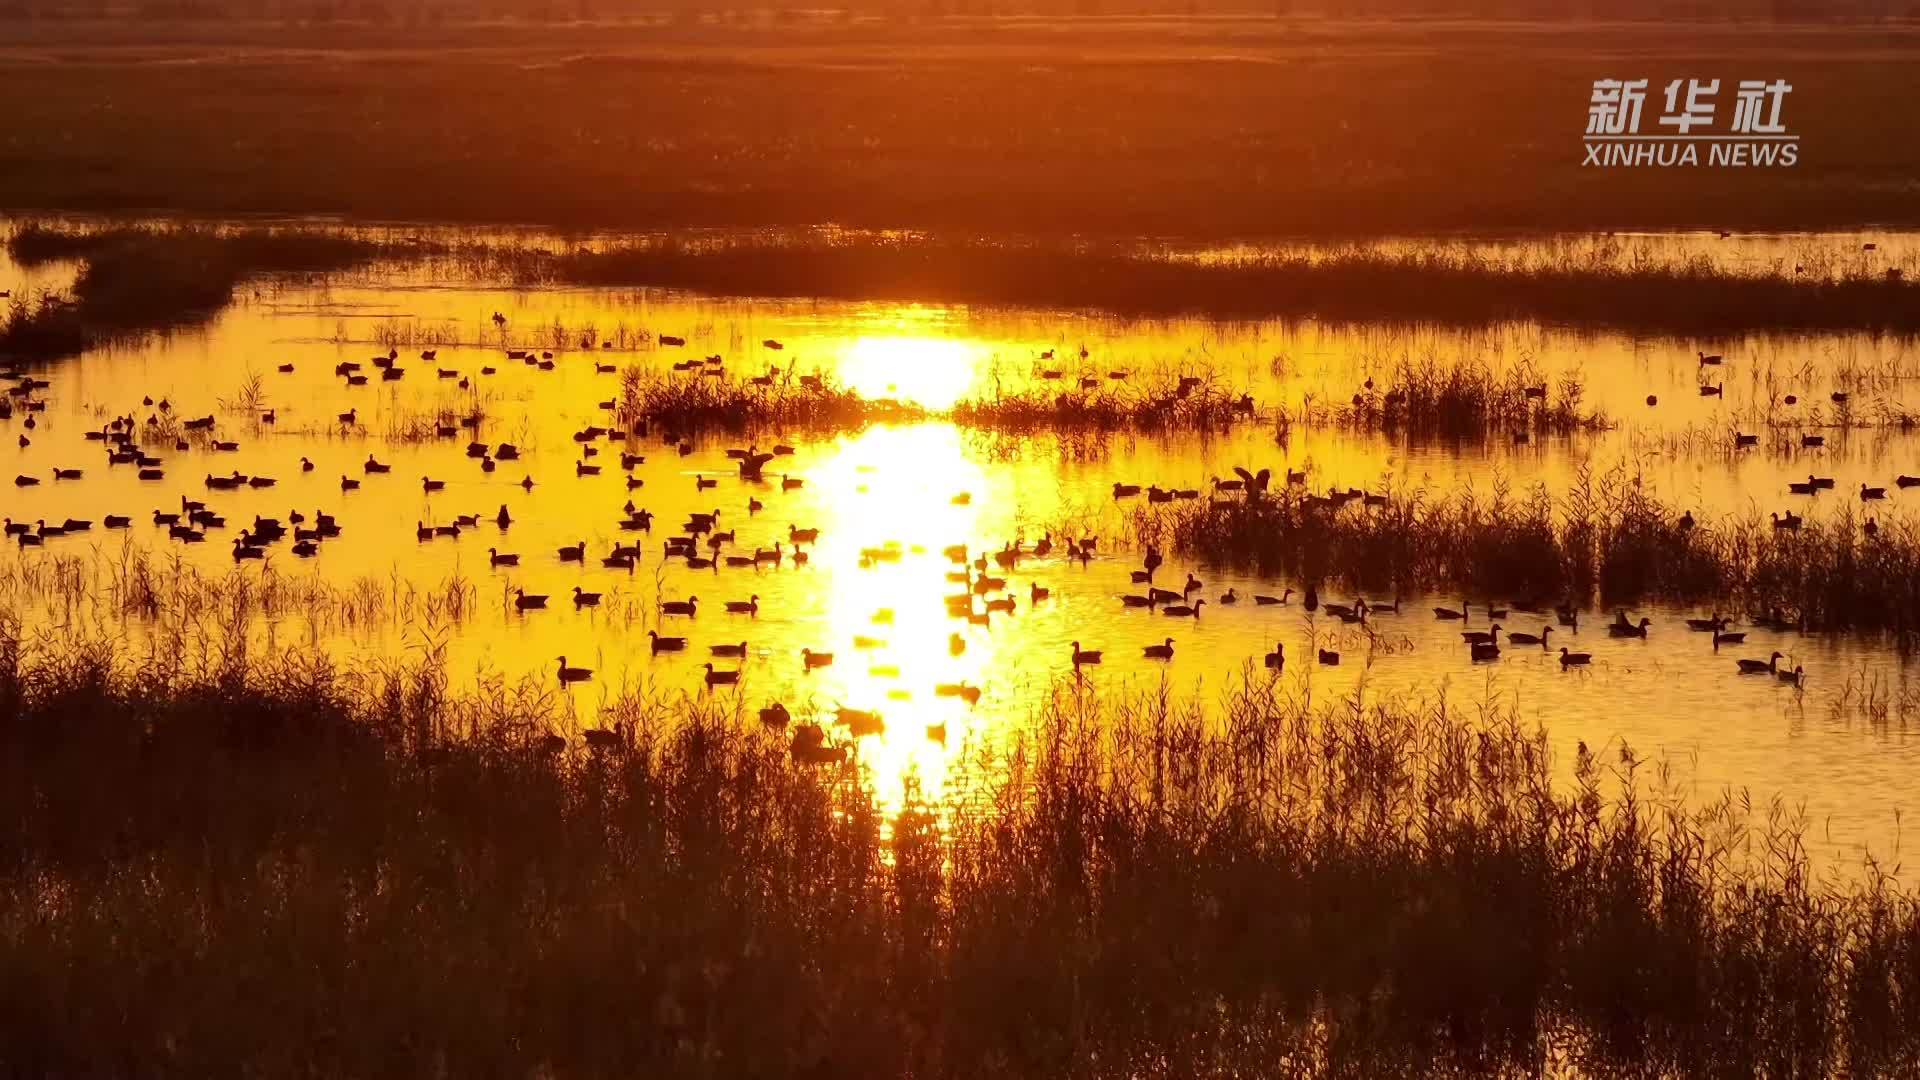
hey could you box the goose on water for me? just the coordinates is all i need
[1142,638,1175,660]
[1461,624,1502,646]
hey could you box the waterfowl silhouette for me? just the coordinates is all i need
[1142,638,1175,659]
[557,657,593,684]
[1461,624,1502,646]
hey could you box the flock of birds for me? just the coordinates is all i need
[0,326,1863,762]
[1677,349,1917,536]
[1060,539,1814,689]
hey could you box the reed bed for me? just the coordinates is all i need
[1289,357,1604,437]
[950,375,1250,433]
[0,637,1916,1075]
[0,543,476,641]
[620,365,927,434]
[1150,467,1920,636]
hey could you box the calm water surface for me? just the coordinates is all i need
[3,228,1919,877]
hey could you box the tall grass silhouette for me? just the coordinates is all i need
[0,635,1916,1074]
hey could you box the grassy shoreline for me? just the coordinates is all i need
[1,638,1917,1074]
[8,226,1920,375]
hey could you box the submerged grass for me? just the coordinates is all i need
[0,637,1917,1074]
[1150,466,1920,636]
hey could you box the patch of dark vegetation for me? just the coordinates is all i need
[620,365,928,435]
[521,238,1920,335]
[0,224,386,362]
[950,374,1252,432]
[10,225,1920,377]
[2,638,1918,1075]
[1296,359,1605,437]
[1152,467,1920,636]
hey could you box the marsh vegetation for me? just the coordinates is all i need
[3,639,1917,1075]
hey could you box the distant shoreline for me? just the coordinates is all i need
[2,19,1917,240]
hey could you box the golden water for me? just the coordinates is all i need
[3,232,1919,876]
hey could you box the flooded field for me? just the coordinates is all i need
[4,225,1920,876]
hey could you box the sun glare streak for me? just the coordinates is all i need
[837,334,985,411]
[801,424,998,807]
